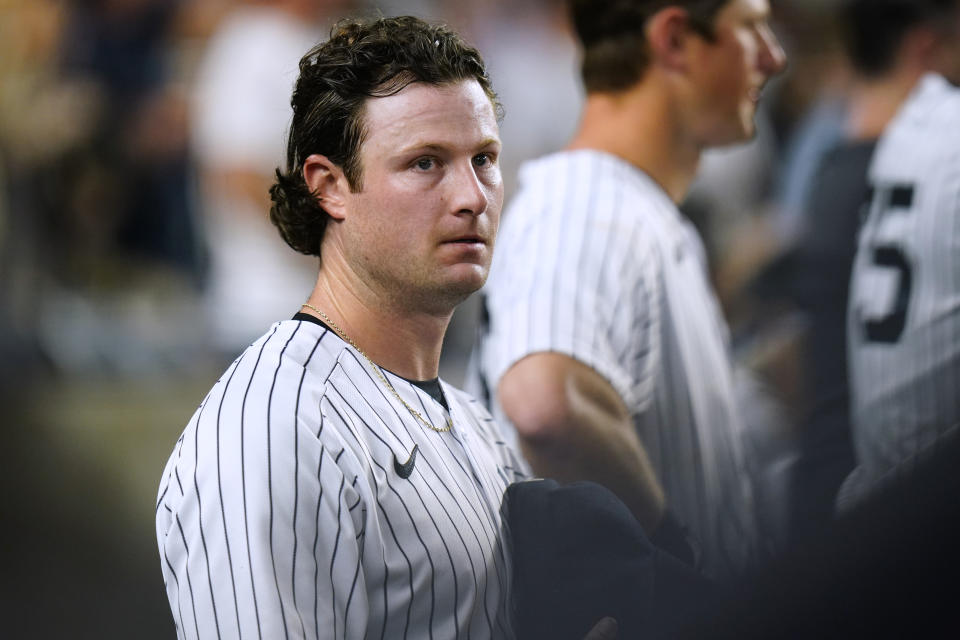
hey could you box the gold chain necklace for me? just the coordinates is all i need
[301,303,453,433]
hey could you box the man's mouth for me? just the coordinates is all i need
[445,235,485,245]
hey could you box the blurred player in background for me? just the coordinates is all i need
[473,0,785,580]
[785,0,958,543]
[839,0,960,511]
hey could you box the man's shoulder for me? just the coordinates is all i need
[514,149,663,206]
[207,322,383,459]
[502,149,668,245]
[160,323,352,505]
[879,74,960,157]
[488,151,667,288]
[200,320,349,417]
[244,319,345,376]
[907,74,960,121]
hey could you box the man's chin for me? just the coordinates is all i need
[448,262,489,289]
[443,275,487,306]
[706,120,756,148]
[406,273,486,315]
[738,106,759,140]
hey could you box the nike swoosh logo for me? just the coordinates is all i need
[394,444,419,480]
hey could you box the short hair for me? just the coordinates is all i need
[840,0,959,77]
[569,0,730,93]
[269,15,500,257]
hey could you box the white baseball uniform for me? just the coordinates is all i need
[473,149,757,580]
[156,317,529,639]
[840,73,960,510]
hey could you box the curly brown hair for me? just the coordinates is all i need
[569,0,729,93]
[269,15,500,257]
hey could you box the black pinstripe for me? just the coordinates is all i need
[266,325,301,640]
[175,514,201,640]
[214,349,245,637]
[164,545,187,639]
[240,326,278,639]
[193,395,223,640]
[291,334,324,639]
[311,447,325,640]
[329,474,346,639]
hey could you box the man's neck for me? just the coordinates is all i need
[305,268,451,381]
[566,85,700,203]
[845,68,924,141]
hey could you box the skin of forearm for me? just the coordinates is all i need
[517,395,666,533]
[501,356,666,533]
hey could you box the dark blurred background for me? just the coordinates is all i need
[0,0,863,636]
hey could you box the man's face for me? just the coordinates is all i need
[338,80,503,315]
[684,0,786,147]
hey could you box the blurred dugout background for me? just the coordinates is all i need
[0,0,850,637]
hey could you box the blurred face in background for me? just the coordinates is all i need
[683,0,787,146]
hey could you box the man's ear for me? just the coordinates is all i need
[303,154,351,221]
[645,7,695,73]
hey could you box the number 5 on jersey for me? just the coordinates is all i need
[854,183,915,344]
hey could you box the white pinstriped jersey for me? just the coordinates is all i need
[156,319,528,639]
[473,150,757,580]
[840,74,960,510]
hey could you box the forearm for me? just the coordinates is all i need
[517,405,665,533]
[500,353,666,533]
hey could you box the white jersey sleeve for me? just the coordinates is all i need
[480,151,661,417]
[841,73,960,509]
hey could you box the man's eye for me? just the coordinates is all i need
[415,157,435,171]
[473,153,492,167]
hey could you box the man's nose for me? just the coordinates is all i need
[451,162,489,216]
[759,23,787,76]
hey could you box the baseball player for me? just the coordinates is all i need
[155,17,531,639]
[839,0,960,510]
[785,0,956,544]
[472,0,786,580]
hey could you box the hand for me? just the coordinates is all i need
[583,617,618,640]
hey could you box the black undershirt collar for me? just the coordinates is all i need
[293,312,449,411]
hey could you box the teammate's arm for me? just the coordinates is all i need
[498,351,666,533]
